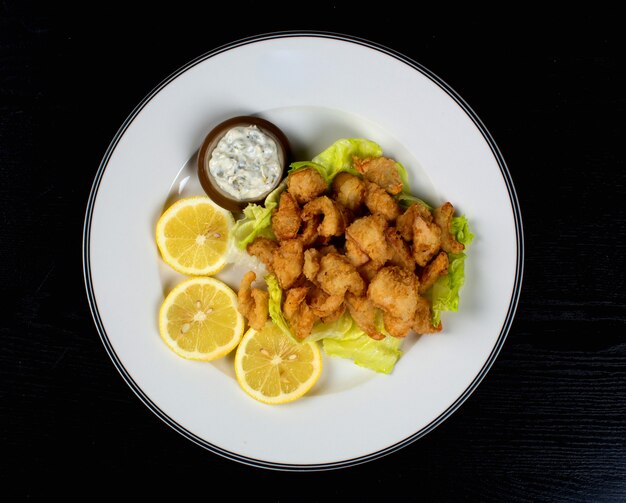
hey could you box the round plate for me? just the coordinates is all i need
[83,32,523,470]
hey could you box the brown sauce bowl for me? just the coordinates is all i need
[197,116,291,213]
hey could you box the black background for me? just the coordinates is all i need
[2,3,625,501]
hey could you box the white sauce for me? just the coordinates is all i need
[208,125,281,200]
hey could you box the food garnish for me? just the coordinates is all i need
[158,277,244,361]
[234,322,322,405]
[155,196,233,276]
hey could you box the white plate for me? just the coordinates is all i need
[83,33,523,470]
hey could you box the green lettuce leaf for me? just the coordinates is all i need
[450,214,474,247]
[309,138,383,181]
[307,311,353,342]
[230,181,285,249]
[322,321,403,374]
[430,215,474,325]
[265,273,296,341]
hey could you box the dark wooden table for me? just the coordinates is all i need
[3,5,624,500]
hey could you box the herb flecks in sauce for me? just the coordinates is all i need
[208,125,281,200]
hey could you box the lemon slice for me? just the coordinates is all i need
[156,196,234,276]
[159,277,244,361]
[235,322,322,404]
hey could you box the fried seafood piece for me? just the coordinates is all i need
[357,259,383,283]
[396,203,433,241]
[353,156,403,195]
[307,286,344,320]
[367,266,419,331]
[301,195,345,237]
[272,239,304,290]
[286,167,327,205]
[303,248,321,283]
[332,172,366,212]
[412,216,442,267]
[283,286,317,340]
[433,202,465,254]
[382,311,413,338]
[345,293,384,340]
[345,214,392,266]
[237,271,269,330]
[363,181,400,222]
[272,192,301,241]
[418,251,449,294]
[246,237,278,271]
[297,214,321,247]
[345,236,370,267]
[384,227,414,271]
[412,297,442,334]
[317,252,365,297]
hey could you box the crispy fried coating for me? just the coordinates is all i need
[345,293,384,340]
[317,252,365,297]
[272,192,301,241]
[301,195,345,237]
[303,248,321,283]
[367,265,419,325]
[286,167,327,205]
[385,227,414,271]
[412,297,442,334]
[272,239,304,290]
[363,181,400,222]
[345,215,392,266]
[345,236,370,267]
[357,260,383,283]
[382,311,413,338]
[396,202,433,241]
[433,202,465,254]
[296,214,320,247]
[418,251,449,294]
[412,216,442,267]
[332,172,366,211]
[307,286,344,319]
[237,271,269,330]
[246,237,278,271]
[354,156,403,195]
[283,286,317,340]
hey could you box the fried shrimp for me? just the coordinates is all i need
[286,167,327,205]
[283,286,317,340]
[385,227,414,271]
[367,265,419,336]
[345,214,392,266]
[237,271,269,330]
[307,286,344,319]
[418,251,449,294]
[316,252,365,297]
[301,195,345,237]
[412,216,442,267]
[396,202,433,241]
[332,172,365,211]
[246,237,278,271]
[413,297,442,334]
[272,239,304,290]
[345,293,384,340]
[303,248,321,283]
[363,181,400,222]
[272,191,301,241]
[434,202,465,254]
[354,156,403,195]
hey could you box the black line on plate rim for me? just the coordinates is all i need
[82,30,524,472]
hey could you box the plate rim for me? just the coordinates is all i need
[82,30,524,471]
